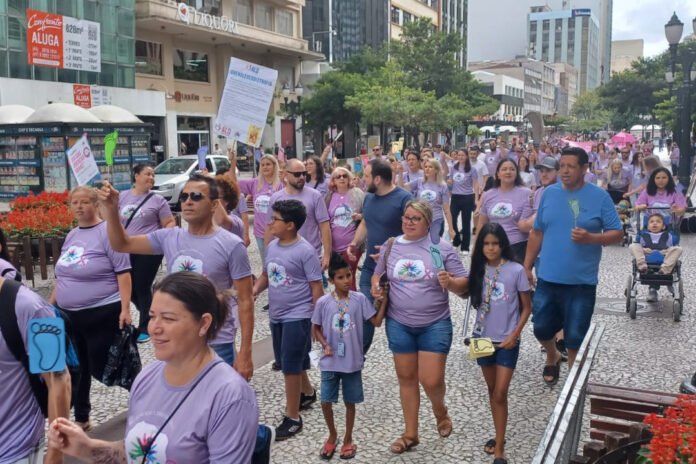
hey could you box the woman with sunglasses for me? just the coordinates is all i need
[371,200,468,455]
[326,167,365,290]
[306,155,329,195]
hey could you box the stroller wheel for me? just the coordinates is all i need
[673,300,682,322]
[629,299,637,319]
[625,275,633,312]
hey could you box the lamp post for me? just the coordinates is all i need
[282,81,304,159]
[664,12,696,190]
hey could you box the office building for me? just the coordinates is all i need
[441,0,468,68]
[610,39,643,75]
[389,0,438,40]
[472,71,525,121]
[527,8,600,91]
[551,62,579,116]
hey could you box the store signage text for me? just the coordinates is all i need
[176,3,238,34]
[174,91,201,103]
[73,84,92,108]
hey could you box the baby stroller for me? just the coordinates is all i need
[624,208,684,322]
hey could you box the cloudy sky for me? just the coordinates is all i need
[613,0,696,56]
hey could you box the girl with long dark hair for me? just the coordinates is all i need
[306,155,329,195]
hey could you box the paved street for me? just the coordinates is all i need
[27,232,696,464]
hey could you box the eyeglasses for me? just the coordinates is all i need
[333,173,349,179]
[288,171,307,178]
[372,147,382,152]
[270,216,288,223]
[180,192,207,202]
[402,215,423,224]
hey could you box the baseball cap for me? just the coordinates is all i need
[536,157,559,170]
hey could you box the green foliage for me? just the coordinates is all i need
[467,126,483,138]
[570,90,612,133]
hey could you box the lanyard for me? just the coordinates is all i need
[482,260,505,312]
[333,292,350,339]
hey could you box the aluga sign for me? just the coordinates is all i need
[176,2,238,34]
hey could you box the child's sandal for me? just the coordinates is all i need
[320,440,338,460]
[339,443,357,460]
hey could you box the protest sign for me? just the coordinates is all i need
[66,134,99,186]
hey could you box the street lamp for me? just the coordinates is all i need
[664,12,696,191]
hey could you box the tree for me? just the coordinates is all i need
[570,90,612,133]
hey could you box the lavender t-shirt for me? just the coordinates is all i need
[602,170,631,191]
[328,191,362,252]
[408,179,450,221]
[483,151,501,174]
[374,235,467,327]
[480,187,534,244]
[0,286,54,462]
[311,291,375,373]
[403,169,424,185]
[55,222,131,311]
[233,193,248,217]
[473,261,530,342]
[0,257,18,280]
[148,228,251,345]
[268,188,330,254]
[308,177,330,195]
[125,358,257,463]
[450,165,479,195]
[265,237,323,321]
[636,190,687,210]
[221,213,245,240]
[118,190,172,235]
[239,179,283,238]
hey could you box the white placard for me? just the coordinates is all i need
[66,135,100,186]
[62,16,101,72]
[214,57,278,147]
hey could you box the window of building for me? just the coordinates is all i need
[135,40,163,75]
[554,19,562,62]
[9,50,30,78]
[391,6,400,24]
[0,50,7,77]
[276,10,293,36]
[34,65,56,82]
[173,49,209,82]
[185,0,221,15]
[402,11,413,24]
[7,16,25,50]
[255,4,273,30]
[234,0,252,25]
[99,62,117,87]
[118,37,134,65]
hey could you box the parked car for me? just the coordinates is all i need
[152,155,234,210]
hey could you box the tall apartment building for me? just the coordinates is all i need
[441,0,468,68]
[527,8,600,92]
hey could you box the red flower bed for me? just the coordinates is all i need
[0,191,74,238]
[639,394,696,463]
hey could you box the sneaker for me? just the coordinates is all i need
[137,333,151,344]
[300,389,317,410]
[271,361,281,371]
[647,288,658,303]
[251,424,275,464]
[263,303,270,311]
[452,233,461,248]
[275,416,302,441]
[556,339,568,363]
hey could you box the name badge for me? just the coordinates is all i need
[337,341,346,358]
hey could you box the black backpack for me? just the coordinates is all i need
[0,279,79,417]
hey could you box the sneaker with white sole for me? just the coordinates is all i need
[300,389,317,410]
[251,424,275,464]
[275,416,302,441]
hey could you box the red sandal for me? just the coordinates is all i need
[320,440,338,460]
[340,443,357,460]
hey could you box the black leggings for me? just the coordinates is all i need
[62,301,123,422]
[608,190,626,205]
[450,194,476,250]
[130,254,163,334]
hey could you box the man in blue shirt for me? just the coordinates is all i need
[524,147,622,385]
[348,159,411,354]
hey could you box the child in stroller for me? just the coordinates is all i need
[628,213,683,275]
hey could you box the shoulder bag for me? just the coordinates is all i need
[124,192,155,230]
[373,237,396,313]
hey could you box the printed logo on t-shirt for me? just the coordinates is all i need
[332,312,355,334]
[419,189,437,202]
[490,202,513,218]
[393,259,426,281]
[255,195,271,213]
[120,204,144,221]
[488,281,505,301]
[57,245,88,268]
[333,204,354,228]
[171,255,203,274]
[453,172,466,183]
[125,421,168,463]
[268,262,291,287]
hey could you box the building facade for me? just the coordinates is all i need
[441,0,467,68]
[610,39,643,75]
[551,62,579,116]
[472,71,524,121]
[389,0,438,41]
[527,8,600,92]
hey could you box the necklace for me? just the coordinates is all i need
[474,260,505,335]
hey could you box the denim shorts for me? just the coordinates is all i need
[320,370,364,404]
[532,279,597,350]
[211,343,236,365]
[385,317,453,354]
[270,319,312,374]
[476,345,521,369]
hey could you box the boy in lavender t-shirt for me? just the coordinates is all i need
[253,199,324,441]
[312,253,381,459]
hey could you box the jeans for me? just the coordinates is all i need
[359,267,376,355]
[450,194,476,250]
[212,343,236,365]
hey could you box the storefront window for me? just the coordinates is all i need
[135,40,163,75]
[234,0,251,25]
[276,10,293,36]
[177,116,210,156]
[255,4,273,30]
[173,49,209,82]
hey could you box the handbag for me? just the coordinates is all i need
[461,297,496,360]
[102,325,142,389]
[373,237,396,313]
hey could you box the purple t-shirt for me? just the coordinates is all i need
[118,190,172,235]
[480,187,534,244]
[374,235,467,327]
[125,358,257,463]
[265,237,323,321]
[636,190,687,210]
[450,165,479,195]
[221,213,245,240]
[602,170,631,192]
[408,179,450,221]
[473,262,529,342]
[670,146,680,163]
[268,188,330,254]
[0,258,18,280]
[0,286,54,462]
[311,291,375,373]
[328,190,362,252]
[308,177,329,195]
[403,169,424,185]
[239,179,283,238]
[55,222,131,311]
[233,193,248,217]
[584,171,598,184]
[148,228,251,345]
[483,151,500,175]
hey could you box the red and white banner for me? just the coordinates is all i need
[27,9,101,73]
[73,84,92,108]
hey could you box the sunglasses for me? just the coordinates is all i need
[288,171,307,178]
[334,173,349,179]
[180,192,207,202]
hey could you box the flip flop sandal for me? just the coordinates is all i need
[543,360,561,386]
[484,439,506,455]
[339,443,357,460]
[389,436,419,454]
[437,416,453,438]
[493,458,508,464]
[320,440,338,460]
